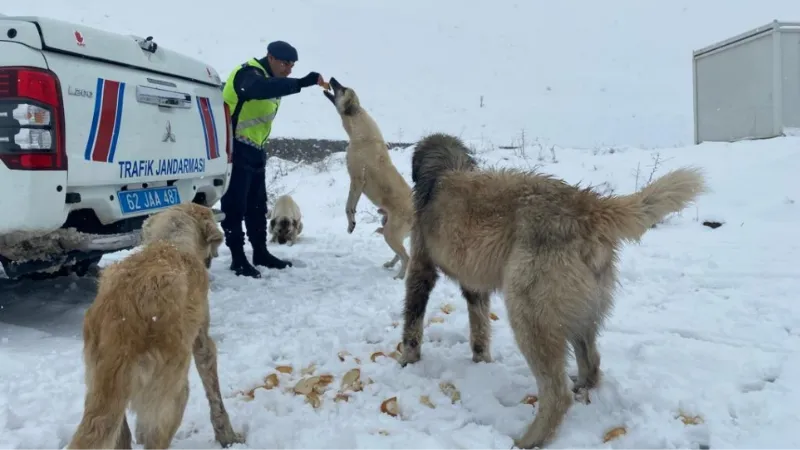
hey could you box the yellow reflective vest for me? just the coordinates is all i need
[222,58,281,150]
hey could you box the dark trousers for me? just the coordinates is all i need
[220,140,269,254]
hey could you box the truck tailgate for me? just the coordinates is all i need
[26,16,230,188]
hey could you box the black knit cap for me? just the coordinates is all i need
[267,40,298,62]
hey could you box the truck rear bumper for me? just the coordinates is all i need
[79,208,226,251]
[0,208,225,279]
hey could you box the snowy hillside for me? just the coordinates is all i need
[4,0,800,148]
[2,137,800,448]
[2,0,800,449]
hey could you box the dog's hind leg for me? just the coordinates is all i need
[382,216,410,279]
[504,271,573,448]
[85,357,131,448]
[193,323,243,448]
[569,276,612,401]
[116,417,132,449]
[383,253,400,268]
[383,236,409,280]
[68,354,133,449]
[568,332,601,403]
[133,372,190,450]
[399,234,439,366]
[460,286,492,363]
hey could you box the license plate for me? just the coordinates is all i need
[118,186,181,214]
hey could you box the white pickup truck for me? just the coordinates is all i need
[0,15,231,280]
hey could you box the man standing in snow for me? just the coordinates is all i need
[220,40,327,278]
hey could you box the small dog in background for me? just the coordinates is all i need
[269,194,303,246]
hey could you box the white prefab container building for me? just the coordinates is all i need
[693,20,800,144]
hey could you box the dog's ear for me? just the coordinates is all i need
[270,218,277,231]
[342,98,357,116]
[203,220,223,258]
[203,219,224,246]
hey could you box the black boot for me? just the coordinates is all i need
[229,247,262,278]
[252,245,292,269]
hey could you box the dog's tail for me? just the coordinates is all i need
[592,167,707,242]
[411,133,477,210]
[67,352,134,449]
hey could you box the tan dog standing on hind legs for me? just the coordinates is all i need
[398,133,707,448]
[68,203,244,449]
[323,77,413,279]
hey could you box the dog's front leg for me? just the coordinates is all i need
[192,322,244,448]
[345,169,366,234]
[399,231,438,365]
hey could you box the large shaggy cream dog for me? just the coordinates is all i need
[398,133,707,448]
[67,203,243,449]
[324,77,413,279]
[268,194,303,246]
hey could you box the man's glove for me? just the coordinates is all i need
[298,71,321,88]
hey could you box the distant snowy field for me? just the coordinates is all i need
[4,0,800,148]
[2,136,799,448]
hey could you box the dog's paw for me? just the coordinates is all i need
[217,431,245,448]
[398,342,421,366]
[472,351,493,364]
[573,387,591,405]
[347,221,356,233]
[512,437,540,450]
[393,266,407,279]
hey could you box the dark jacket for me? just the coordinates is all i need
[232,57,304,101]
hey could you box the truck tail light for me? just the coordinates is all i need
[223,102,232,164]
[0,67,67,171]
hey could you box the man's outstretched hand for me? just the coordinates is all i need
[299,72,330,90]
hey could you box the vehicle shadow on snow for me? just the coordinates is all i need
[0,273,97,339]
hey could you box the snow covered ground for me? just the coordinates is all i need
[2,0,800,448]
[2,137,799,449]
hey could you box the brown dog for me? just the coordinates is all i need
[67,203,243,449]
[399,133,707,448]
[324,77,413,279]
